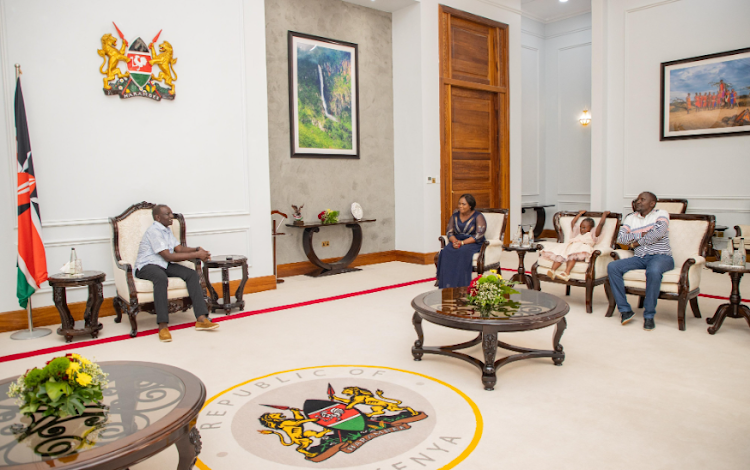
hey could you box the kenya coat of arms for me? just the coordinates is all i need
[259,383,428,463]
[97,22,177,101]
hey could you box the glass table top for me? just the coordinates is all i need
[421,287,563,319]
[0,363,185,466]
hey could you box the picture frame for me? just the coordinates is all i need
[288,31,360,158]
[660,46,750,141]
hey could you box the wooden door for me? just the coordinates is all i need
[439,5,509,237]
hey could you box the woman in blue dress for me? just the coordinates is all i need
[436,194,487,288]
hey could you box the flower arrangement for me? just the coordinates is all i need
[318,209,339,225]
[466,271,520,317]
[7,353,108,418]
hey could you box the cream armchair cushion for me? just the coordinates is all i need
[620,218,710,293]
[111,208,192,302]
[538,216,620,278]
[438,209,507,273]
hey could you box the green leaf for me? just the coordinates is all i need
[45,381,71,401]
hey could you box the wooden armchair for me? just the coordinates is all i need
[605,214,715,330]
[437,208,508,275]
[531,212,622,313]
[110,202,206,337]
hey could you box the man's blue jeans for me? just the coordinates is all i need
[607,254,674,319]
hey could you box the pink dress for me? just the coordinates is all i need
[541,226,599,263]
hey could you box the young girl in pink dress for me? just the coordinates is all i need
[540,210,610,281]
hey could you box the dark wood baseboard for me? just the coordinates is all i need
[0,275,277,334]
[539,229,557,239]
[277,250,439,278]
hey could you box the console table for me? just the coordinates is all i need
[522,204,554,238]
[286,219,376,277]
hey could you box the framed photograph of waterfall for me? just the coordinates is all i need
[288,31,360,158]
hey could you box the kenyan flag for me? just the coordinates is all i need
[304,400,365,432]
[126,38,152,89]
[15,78,47,308]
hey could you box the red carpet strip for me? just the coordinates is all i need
[0,277,436,364]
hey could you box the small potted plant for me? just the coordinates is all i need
[7,353,108,418]
[466,271,520,317]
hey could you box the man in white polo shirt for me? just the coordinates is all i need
[134,204,219,342]
[608,192,674,331]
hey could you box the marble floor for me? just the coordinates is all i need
[0,251,748,469]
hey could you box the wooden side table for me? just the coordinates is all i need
[502,244,541,289]
[705,261,750,334]
[202,255,248,315]
[47,271,105,343]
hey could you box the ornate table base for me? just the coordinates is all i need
[411,312,566,390]
[286,219,376,277]
[706,271,750,334]
[48,271,105,343]
[203,256,249,315]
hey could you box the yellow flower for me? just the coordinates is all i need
[490,269,497,274]
[72,353,91,365]
[497,275,503,280]
[76,373,93,387]
[66,361,81,376]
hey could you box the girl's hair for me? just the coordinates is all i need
[581,217,595,228]
[459,194,477,210]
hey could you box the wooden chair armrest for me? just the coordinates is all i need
[476,240,489,274]
[585,250,602,279]
[678,258,696,293]
[439,236,447,249]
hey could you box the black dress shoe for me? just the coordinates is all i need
[643,318,655,331]
[621,311,636,325]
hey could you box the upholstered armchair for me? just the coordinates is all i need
[605,214,715,330]
[110,202,207,337]
[437,208,508,275]
[531,212,622,313]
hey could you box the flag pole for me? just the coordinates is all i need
[10,64,51,341]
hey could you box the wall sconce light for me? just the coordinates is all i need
[579,109,592,126]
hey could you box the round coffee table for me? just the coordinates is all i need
[0,361,205,469]
[502,244,542,289]
[411,288,569,390]
[705,261,750,334]
[202,255,249,314]
[47,271,105,343]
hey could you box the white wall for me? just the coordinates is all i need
[521,13,592,229]
[593,0,750,229]
[393,0,523,252]
[0,0,273,313]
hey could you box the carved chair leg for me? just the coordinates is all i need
[689,297,702,318]
[604,280,616,317]
[127,308,139,338]
[677,297,688,331]
[638,296,645,309]
[565,285,571,296]
[585,284,594,314]
[113,297,123,323]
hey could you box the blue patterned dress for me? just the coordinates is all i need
[436,211,487,288]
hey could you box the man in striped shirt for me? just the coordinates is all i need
[607,192,674,331]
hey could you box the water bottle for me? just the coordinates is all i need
[70,248,82,274]
[514,225,522,246]
[721,239,733,265]
[733,238,746,267]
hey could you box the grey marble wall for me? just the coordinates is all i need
[265,0,395,265]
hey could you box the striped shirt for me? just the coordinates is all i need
[618,209,672,257]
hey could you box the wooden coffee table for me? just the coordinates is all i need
[411,288,569,390]
[0,361,205,469]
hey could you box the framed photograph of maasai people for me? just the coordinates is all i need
[288,32,360,158]
[661,47,750,141]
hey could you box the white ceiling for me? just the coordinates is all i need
[341,0,419,13]
[521,0,591,23]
